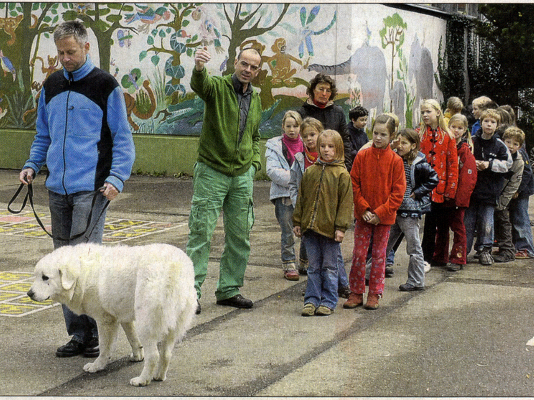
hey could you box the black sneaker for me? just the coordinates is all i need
[338,285,351,299]
[493,253,515,263]
[83,337,99,358]
[385,265,394,277]
[446,263,463,272]
[56,338,85,358]
[216,294,253,309]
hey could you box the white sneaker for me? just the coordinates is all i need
[424,261,431,273]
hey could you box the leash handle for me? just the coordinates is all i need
[7,183,109,241]
[7,183,29,214]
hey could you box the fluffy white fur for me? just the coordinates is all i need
[27,243,197,386]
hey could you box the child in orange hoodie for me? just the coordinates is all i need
[345,114,406,310]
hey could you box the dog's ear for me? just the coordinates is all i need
[59,267,77,291]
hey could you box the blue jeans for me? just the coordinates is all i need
[49,190,108,343]
[337,250,349,288]
[273,197,296,265]
[303,231,339,310]
[509,195,534,256]
[464,201,495,254]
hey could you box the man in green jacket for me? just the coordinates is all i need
[187,46,262,312]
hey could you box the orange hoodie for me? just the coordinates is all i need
[351,145,406,225]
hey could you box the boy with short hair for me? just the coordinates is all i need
[347,106,369,165]
[471,96,498,137]
[493,127,525,263]
[465,109,512,265]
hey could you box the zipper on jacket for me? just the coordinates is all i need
[309,163,326,229]
[62,72,74,194]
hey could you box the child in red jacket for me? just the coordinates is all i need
[417,99,459,266]
[345,114,406,310]
[433,114,477,271]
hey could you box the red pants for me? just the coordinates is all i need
[433,207,467,265]
[350,219,390,295]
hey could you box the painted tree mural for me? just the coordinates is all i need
[380,13,407,109]
[220,3,290,78]
[0,2,449,138]
[136,3,202,106]
[0,2,72,128]
[63,3,135,73]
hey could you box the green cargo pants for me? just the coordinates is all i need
[186,162,255,301]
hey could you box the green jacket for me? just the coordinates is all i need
[191,68,262,176]
[293,159,354,240]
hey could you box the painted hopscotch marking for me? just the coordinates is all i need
[0,210,186,243]
[0,271,59,317]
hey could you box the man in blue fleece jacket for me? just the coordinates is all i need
[19,21,135,359]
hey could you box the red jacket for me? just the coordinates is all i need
[351,144,406,225]
[419,126,459,203]
[454,141,477,208]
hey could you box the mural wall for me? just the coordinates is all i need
[0,3,447,137]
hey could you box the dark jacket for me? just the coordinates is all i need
[517,146,534,197]
[347,123,368,164]
[297,99,352,170]
[398,151,439,217]
[471,134,512,205]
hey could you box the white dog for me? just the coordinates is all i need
[27,243,197,386]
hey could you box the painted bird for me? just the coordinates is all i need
[0,50,16,81]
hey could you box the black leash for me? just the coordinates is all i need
[7,183,109,242]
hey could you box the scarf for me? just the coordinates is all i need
[282,134,304,166]
[304,147,319,169]
[312,98,327,109]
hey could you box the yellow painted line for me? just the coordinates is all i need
[1,282,32,292]
[0,292,20,301]
[0,272,32,281]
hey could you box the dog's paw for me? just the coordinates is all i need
[130,376,151,387]
[153,372,167,382]
[83,361,106,373]
[130,348,144,362]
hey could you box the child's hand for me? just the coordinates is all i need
[335,230,344,243]
[293,226,302,237]
[362,210,374,223]
[368,213,381,225]
[476,160,489,171]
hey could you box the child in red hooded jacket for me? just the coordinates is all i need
[433,114,477,271]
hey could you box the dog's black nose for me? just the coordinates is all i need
[27,289,34,299]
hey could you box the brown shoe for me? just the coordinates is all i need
[284,270,300,281]
[365,293,380,310]
[343,293,363,309]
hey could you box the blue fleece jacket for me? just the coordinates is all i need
[24,57,135,194]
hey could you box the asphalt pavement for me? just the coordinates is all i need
[1,168,534,397]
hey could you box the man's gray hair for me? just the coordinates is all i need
[53,21,88,45]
